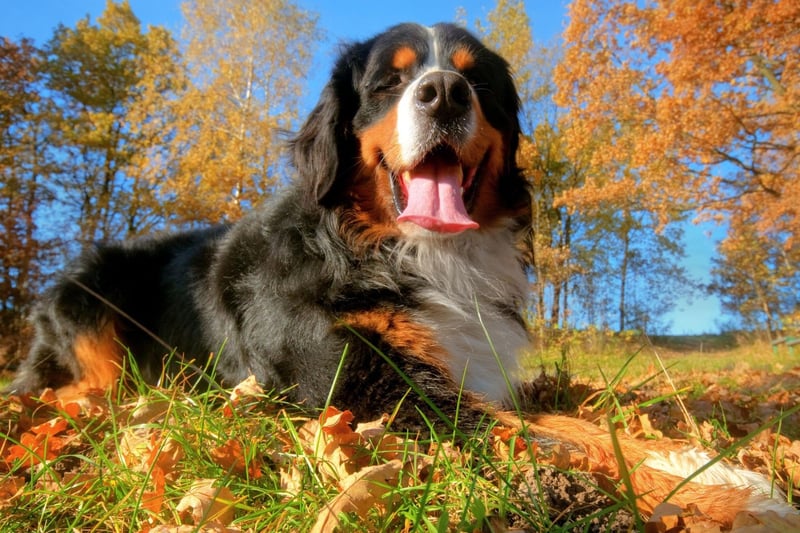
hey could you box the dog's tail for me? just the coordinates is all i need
[497,412,797,526]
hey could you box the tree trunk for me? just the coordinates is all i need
[619,226,630,332]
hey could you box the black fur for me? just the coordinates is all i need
[10,23,529,436]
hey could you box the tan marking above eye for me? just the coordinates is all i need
[452,47,475,71]
[392,46,417,70]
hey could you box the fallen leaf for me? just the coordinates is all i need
[120,426,182,478]
[646,501,683,532]
[149,523,241,533]
[311,460,403,533]
[209,439,261,479]
[147,434,185,479]
[29,417,70,438]
[5,427,68,467]
[491,426,529,461]
[545,444,572,470]
[142,465,167,515]
[0,476,24,508]
[731,510,800,532]
[635,413,663,439]
[320,407,356,438]
[229,375,263,405]
[128,397,173,425]
[176,479,236,527]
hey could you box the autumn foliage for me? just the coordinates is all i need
[0,0,320,360]
[555,0,800,331]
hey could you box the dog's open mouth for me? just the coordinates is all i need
[389,146,480,233]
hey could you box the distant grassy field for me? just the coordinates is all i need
[528,333,797,386]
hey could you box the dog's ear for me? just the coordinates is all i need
[290,42,368,207]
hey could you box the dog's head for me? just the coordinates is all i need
[291,23,528,243]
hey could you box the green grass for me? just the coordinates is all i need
[1,334,797,531]
[0,359,634,532]
[528,332,797,386]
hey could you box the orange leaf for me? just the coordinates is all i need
[209,439,261,479]
[141,465,167,515]
[320,407,355,436]
[30,417,70,437]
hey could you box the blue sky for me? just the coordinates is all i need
[1,1,724,334]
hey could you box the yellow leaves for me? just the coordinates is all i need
[160,0,321,224]
[3,370,800,530]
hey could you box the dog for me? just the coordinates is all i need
[10,22,530,434]
[8,22,796,526]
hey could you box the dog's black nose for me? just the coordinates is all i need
[414,71,471,120]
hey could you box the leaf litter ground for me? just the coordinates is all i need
[0,360,798,532]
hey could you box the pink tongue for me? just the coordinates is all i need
[396,162,479,233]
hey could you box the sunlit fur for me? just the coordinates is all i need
[10,22,530,434]
[390,227,528,401]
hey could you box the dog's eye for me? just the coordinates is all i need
[373,72,407,93]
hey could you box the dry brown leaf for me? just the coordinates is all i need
[223,375,265,417]
[149,436,185,479]
[491,426,530,461]
[119,426,155,469]
[229,375,263,405]
[354,414,389,441]
[635,413,663,440]
[545,443,572,470]
[320,407,357,439]
[279,462,305,495]
[176,479,236,526]
[127,397,173,425]
[0,476,25,508]
[311,459,403,533]
[731,509,800,532]
[120,427,183,479]
[301,407,368,482]
[646,502,683,532]
[142,465,166,515]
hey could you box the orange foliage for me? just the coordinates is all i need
[555,0,800,243]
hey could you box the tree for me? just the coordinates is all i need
[709,216,799,336]
[555,0,800,330]
[41,0,182,244]
[159,0,320,224]
[0,37,52,356]
[478,0,692,334]
[476,1,579,332]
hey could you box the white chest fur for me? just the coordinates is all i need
[398,227,529,404]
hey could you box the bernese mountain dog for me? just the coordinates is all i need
[8,23,797,524]
[10,23,529,434]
